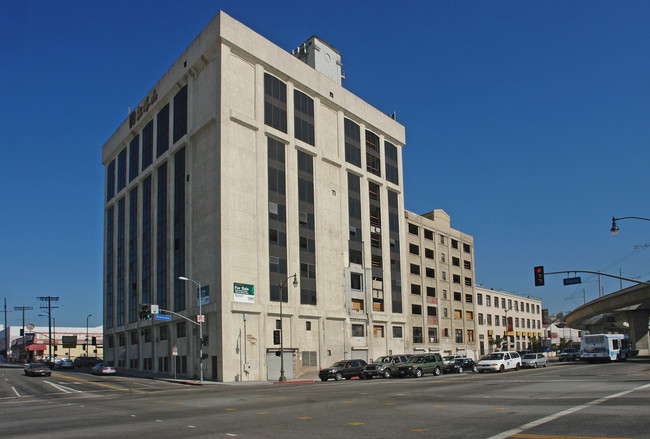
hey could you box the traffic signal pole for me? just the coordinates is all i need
[534,269,650,286]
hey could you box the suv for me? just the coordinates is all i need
[477,351,522,373]
[396,353,444,378]
[74,356,103,368]
[363,354,410,379]
[319,359,367,381]
[558,348,580,361]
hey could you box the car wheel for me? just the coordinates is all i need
[320,377,328,381]
[457,367,463,374]
[434,367,441,376]
[478,370,484,373]
[383,369,392,379]
[543,362,548,367]
[414,368,423,378]
[335,372,343,381]
[515,363,520,370]
[499,365,505,373]
[472,365,478,373]
[365,374,372,380]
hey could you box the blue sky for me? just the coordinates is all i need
[2,1,649,327]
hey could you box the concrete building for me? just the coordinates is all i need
[475,287,543,356]
[542,322,582,349]
[404,209,479,359]
[101,12,408,382]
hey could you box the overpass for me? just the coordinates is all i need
[564,282,650,355]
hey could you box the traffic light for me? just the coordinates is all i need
[534,266,545,286]
[140,305,151,320]
[92,336,97,346]
[273,330,281,345]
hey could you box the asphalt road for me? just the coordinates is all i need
[1,359,649,439]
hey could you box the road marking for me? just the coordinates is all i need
[187,425,196,428]
[432,405,446,408]
[51,373,146,393]
[298,417,312,420]
[492,407,509,410]
[44,380,82,394]
[384,402,396,406]
[348,422,364,426]
[257,412,269,415]
[225,408,236,411]
[11,387,21,397]
[487,382,650,439]
[411,429,430,432]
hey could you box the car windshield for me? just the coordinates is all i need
[523,354,537,359]
[484,353,504,360]
[330,362,346,368]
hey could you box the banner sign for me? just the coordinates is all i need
[234,283,255,303]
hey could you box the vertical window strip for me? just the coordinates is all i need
[173,148,186,311]
[106,206,114,329]
[129,188,138,323]
[156,163,168,310]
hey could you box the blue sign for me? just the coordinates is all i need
[563,277,582,286]
[154,314,171,321]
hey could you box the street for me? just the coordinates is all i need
[1,359,649,438]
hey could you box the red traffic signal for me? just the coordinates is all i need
[534,266,545,286]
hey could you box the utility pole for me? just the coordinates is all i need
[38,297,59,362]
[14,306,33,362]
[3,299,11,361]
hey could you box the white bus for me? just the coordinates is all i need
[580,334,631,363]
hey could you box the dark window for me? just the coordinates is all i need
[156,104,170,157]
[384,141,399,185]
[411,284,421,295]
[393,326,403,338]
[141,121,154,170]
[298,150,316,305]
[451,239,459,249]
[463,243,471,253]
[117,147,127,192]
[424,229,433,240]
[455,329,463,343]
[464,260,471,270]
[344,118,361,167]
[410,264,420,275]
[411,304,422,315]
[264,74,287,133]
[408,223,419,235]
[413,327,423,344]
[128,188,138,323]
[465,293,473,303]
[366,130,381,176]
[294,90,314,145]
[351,273,363,290]
[142,176,152,305]
[409,243,419,255]
[452,257,460,266]
[425,248,434,259]
[176,322,186,338]
[425,268,435,278]
[105,207,114,329]
[173,148,186,312]
[129,135,139,182]
[156,163,168,310]
[159,324,168,341]
[388,189,402,314]
[116,197,125,326]
[454,291,462,301]
[352,324,364,337]
[426,287,436,297]
[453,274,461,284]
[106,160,115,201]
[173,85,188,143]
[427,306,437,316]
[465,277,472,286]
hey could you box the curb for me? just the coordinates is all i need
[273,380,316,384]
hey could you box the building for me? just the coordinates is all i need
[102,12,408,382]
[0,325,103,363]
[542,322,582,349]
[404,209,479,359]
[475,287,543,355]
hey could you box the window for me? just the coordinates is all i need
[173,85,188,143]
[452,257,460,266]
[385,140,399,185]
[156,104,169,157]
[352,299,364,311]
[409,243,419,255]
[439,235,446,245]
[465,277,472,286]
[408,223,419,235]
[443,308,448,318]
[442,290,448,299]
[455,329,463,343]
[508,299,512,310]
[351,273,363,291]
[426,287,436,297]
[463,243,471,253]
[373,325,385,337]
[119,333,125,347]
[428,327,438,343]
[413,327,423,343]
[440,253,446,263]
[176,322,186,338]
[302,351,317,367]
[352,324,365,337]
[467,330,475,342]
[453,291,462,301]
[141,120,153,171]
[501,298,506,309]
[487,315,492,325]
[451,239,459,249]
[425,248,434,259]
[410,264,420,275]
[130,331,137,345]
[411,284,421,295]
[392,326,403,338]
[424,229,434,240]
[159,325,168,341]
[477,293,483,305]
[478,313,484,325]
[464,260,471,270]
[427,306,437,316]
[485,295,491,307]
[526,303,530,313]
[442,271,447,281]
[306,321,312,331]
[129,135,139,182]
[425,268,435,278]
[465,293,473,303]
[411,304,422,315]
[143,328,152,343]
[344,118,361,167]
[264,74,287,133]
[453,274,461,284]
[494,315,500,326]
[514,301,519,311]
[117,147,127,192]
[444,328,449,337]
[365,130,381,176]
[466,311,474,320]
[454,309,462,319]
[294,90,314,145]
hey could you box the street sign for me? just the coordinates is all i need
[150,304,159,314]
[563,277,582,285]
[62,335,77,348]
[154,314,171,321]
[197,314,205,323]
[172,346,178,356]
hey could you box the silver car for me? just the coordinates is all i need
[521,353,547,368]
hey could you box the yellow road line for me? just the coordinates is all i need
[52,373,146,393]
[512,435,637,439]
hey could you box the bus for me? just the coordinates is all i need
[580,334,631,363]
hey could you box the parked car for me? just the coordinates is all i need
[74,356,103,368]
[558,348,580,361]
[521,353,548,368]
[24,362,52,377]
[443,358,478,374]
[319,359,367,381]
[91,363,116,376]
[442,354,466,365]
[396,353,444,378]
[477,351,522,373]
[363,354,411,379]
[56,358,74,369]
[518,350,534,357]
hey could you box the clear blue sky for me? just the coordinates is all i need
[2,1,649,327]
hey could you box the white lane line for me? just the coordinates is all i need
[486,382,650,439]
[12,387,21,397]
[43,380,82,394]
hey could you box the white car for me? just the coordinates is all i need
[477,351,522,373]
[521,353,547,368]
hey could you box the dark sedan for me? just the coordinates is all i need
[24,363,52,377]
[319,359,367,381]
[443,358,478,374]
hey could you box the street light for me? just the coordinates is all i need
[610,216,650,236]
[86,315,92,356]
[178,276,204,384]
[278,273,298,382]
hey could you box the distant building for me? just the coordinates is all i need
[543,322,582,349]
[475,287,543,355]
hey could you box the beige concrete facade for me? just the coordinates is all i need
[475,286,543,356]
[102,12,410,381]
[404,210,479,359]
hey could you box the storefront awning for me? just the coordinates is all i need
[27,344,48,351]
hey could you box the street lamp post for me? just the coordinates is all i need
[178,276,203,384]
[610,216,650,236]
[86,314,92,356]
[278,274,298,382]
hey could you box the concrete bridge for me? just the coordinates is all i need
[564,282,650,355]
